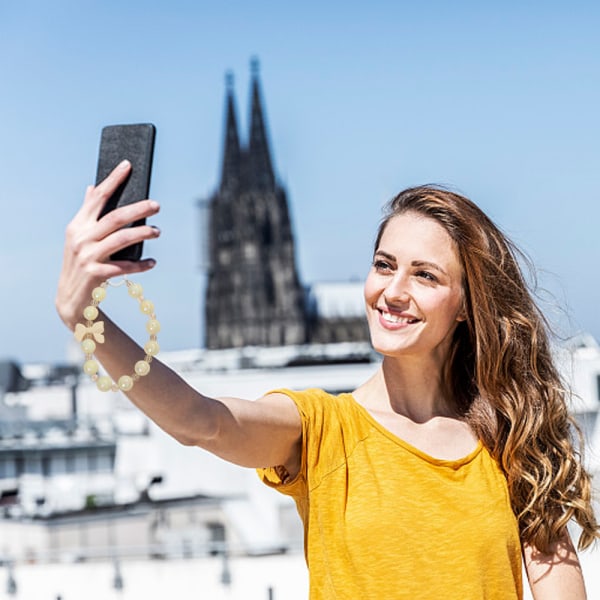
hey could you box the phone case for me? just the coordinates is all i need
[96,123,156,261]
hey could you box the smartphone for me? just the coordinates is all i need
[96,123,156,261]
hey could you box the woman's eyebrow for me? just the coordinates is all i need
[374,250,396,261]
[411,260,448,276]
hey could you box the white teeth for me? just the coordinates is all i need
[381,311,418,325]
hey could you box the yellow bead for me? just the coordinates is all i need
[146,319,161,334]
[134,360,151,376]
[96,375,113,392]
[92,287,107,302]
[80,280,162,391]
[83,305,99,321]
[140,299,154,315]
[83,360,99,376]
[128,283,143,298]
[81,339,96,355]
[118,375,134,392]
[144,340,160,356]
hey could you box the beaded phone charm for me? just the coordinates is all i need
[74,278,160,392]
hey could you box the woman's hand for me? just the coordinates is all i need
[55,159,161,330]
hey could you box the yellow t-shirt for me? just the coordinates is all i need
[258,388,523,600]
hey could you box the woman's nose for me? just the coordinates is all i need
[384,272,411,303]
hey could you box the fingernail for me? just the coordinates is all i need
[119,159,131,170]
[149,201,160,211]
[151,226,161,236]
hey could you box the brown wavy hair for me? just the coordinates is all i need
[376,184,599,553]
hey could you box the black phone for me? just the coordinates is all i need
[96,123,156,261]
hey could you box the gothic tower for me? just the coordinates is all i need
[204,60,308,349]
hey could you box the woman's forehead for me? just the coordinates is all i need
[379,213,456,251]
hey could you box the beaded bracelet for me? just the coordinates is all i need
[74,278,160,392]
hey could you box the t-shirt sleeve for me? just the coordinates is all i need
[256,388,328,499]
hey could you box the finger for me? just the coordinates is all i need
[94,224,160,262]
[107,257,157,277]
[84,257,158,283]
[95,201,160,242]
[82,160,132,217]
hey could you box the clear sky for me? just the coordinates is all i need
[1,1,599,365]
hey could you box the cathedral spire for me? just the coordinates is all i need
[220,71,241,190]
[205,60,307,349]
[248,57,275,188]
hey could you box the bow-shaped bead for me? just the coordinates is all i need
[74,321,105,343]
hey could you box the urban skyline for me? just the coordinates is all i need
[1,2,600,364]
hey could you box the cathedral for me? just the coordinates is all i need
[204,60,369,350]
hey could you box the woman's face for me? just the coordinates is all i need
[364,212,465,362]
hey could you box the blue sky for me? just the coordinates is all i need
[1,1,599,364]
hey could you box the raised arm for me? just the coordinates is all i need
[55,161,302,472]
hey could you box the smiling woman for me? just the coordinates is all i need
[55,166,599,599]
[362,186,599,552]
[364,212,466,363]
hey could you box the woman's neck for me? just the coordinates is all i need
[357,356,457,422]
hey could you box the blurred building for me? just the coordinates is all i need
[203,59,369,350]
[0,347,379,566]
[0,336,598,560]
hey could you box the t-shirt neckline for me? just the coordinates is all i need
[342,392,484,468]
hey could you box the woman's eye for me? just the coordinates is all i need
[416,270,437,283]
[373,259,392,272]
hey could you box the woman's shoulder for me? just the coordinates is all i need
[267,388,359,424]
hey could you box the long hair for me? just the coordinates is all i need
[376,184,599,553]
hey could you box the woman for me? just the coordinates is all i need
[56,161,598,598]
